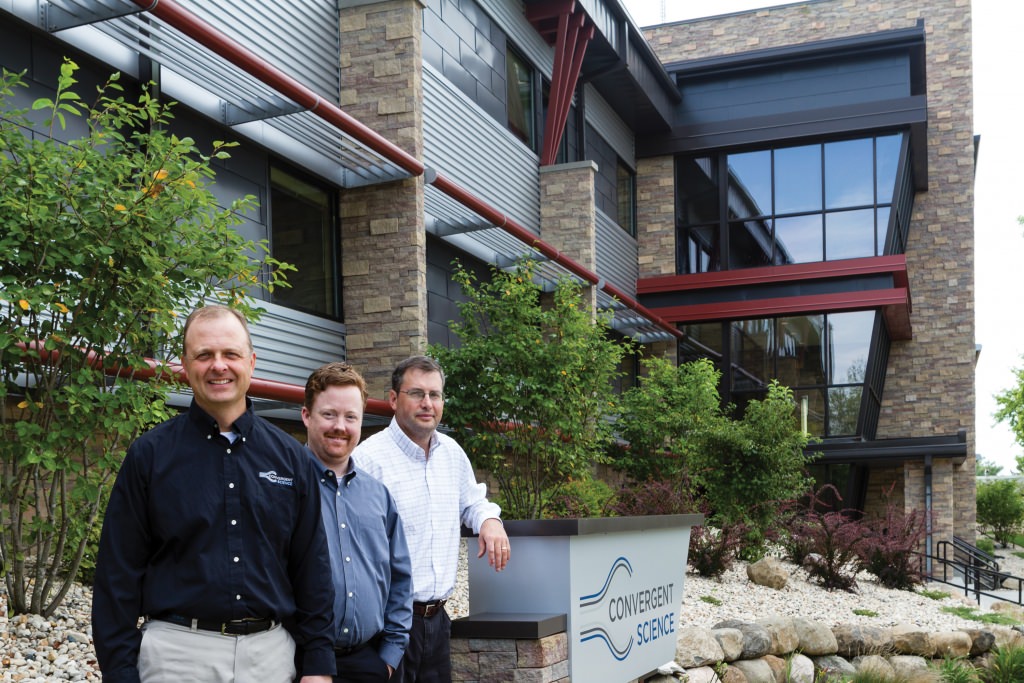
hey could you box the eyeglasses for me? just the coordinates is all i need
[399,389,445,402]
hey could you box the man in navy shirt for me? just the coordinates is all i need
[92,305,336,683]
[301,362,413,681]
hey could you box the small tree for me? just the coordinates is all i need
[0,61,290,616]
[614,356,722,483]
[977,454,1005,477]
[690,381,817,548]
[976,478,1024,548]
[431,259,633,519]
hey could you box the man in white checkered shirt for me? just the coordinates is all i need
[354,356,510,683]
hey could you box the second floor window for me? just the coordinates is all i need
[506,48,535,147]
[677,133,905,273]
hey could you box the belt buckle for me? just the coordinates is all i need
[221,622,232,636]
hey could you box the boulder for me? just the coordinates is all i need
[747,557,789,590]
[887,654,931,678]
[963,627,996,656]
[680,666,721,683]
[832,623,890,657]
[755,616,799,656]
[787,653,816,683]
[890,624,934,656]
[714,619,772,660]
[931,630,972,658]
[675,625,725,668]
[712,627,745,662]
[852,654,895,678]
[811,654,856,678]
[730,657,774,683]
[793,617,838,656]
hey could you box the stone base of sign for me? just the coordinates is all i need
[451,613,570,683]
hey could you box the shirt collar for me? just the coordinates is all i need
[386,417,436,461]
[187,398,255,436]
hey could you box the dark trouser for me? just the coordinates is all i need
[334,644,391,683]
[392,611,451,683]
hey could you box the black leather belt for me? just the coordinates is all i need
[151,613,275,636]
[412,599,447,618]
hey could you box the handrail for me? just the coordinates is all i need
[918,551,1022,606]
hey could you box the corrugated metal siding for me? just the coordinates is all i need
[595,208,638,298]
[247,301,346,386]
[423,64,541,232]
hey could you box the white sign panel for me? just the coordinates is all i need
[569,527,689,681]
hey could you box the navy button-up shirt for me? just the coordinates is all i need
[92,400,336,682]
[314,454,413,670]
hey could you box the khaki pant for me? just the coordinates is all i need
[138,619,296,683]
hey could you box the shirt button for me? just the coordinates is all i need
[345,556,351,562]
[229,483,235,489]
[233,557,240,563]
[207,435,212,440]
[236,595,241,600]
[340,523,347,529]
[342,627,349,634]
[347,592,353,598]
[231,520,237,526]
[226,448,232,454]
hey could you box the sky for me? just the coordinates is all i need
[620,0,1024,474]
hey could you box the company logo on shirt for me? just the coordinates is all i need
[258,470,294,487]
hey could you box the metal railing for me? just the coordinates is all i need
[921,544,1024,606]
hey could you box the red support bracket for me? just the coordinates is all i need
[539,3,594,165]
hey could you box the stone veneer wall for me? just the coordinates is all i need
[451,632,570,683]
[338,0,428,395]
[539,161,600,314]
[639,0,976,541]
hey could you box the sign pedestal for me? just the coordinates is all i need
[465,514,702,682]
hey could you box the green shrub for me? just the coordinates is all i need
[936,655,980,683]
[857,483,927,590]
[853,608,879,617]
[977,536,996,555]
[542,477,616,519]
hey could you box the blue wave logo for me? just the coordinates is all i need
[578,556,634,659]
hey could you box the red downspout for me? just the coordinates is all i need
[128,0,684,341]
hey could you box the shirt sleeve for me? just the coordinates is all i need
[378,488,414,669]
[91,445,151,683]
[288,455,338,677]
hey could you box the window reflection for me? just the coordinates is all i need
[825,138,873,209]
[677,133,907,271]
[710,311,876,438]
[825,208,875,260]
[775,144,821,213]
[728,150,772,218]
[506,49,534,147]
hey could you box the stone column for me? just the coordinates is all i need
[539,161,598,315]
[338,0,427,396]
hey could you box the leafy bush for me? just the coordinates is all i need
[977,536,996,555]
[688,521,748,578]
[542,477,616,519]
[609,475,700,517]
[785,486,866,591]
[937,655,981,683]
[977,479,1024,548]
[857,484,928,590]
[431,259,634,519]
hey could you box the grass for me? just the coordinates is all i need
[917,587,952,600]
[940,605,1021,625]
[699,594,722,606]
[853,608,879,617]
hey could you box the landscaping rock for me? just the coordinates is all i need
[746,557,788,590]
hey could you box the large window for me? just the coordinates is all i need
[269,165,339,318]
[677,133,905,273]
[682,310,882,438]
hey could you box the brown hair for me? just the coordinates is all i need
[305,362,368,410]
[390,355,445,392]
[182,305,253,356]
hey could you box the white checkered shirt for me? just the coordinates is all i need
[353,418,501,602]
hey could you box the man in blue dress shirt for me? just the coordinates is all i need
[92,305,336,683]
[301,362,413,681]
